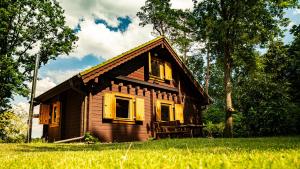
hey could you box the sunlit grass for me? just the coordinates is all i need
[0,137,299,169]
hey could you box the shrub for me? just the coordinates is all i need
[0,111,27,143]
[84,132,99,144]
[203,121,224,138]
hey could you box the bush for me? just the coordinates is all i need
[84,132,99,144]
[0,111,27,143]
[203,121,224,138]
[203,106,225,124]
[233,113,248,137]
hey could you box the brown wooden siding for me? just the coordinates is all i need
[48,126,60,141]
[87,81,152,142]
[61,90,83,139]
[85,48,205,142]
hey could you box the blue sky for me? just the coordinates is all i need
[11,0,300,138]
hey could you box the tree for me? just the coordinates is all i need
[193,0,298,137]
[0,0,78,112]
[0,110,27,142]
[288,24,300,108]
[137,0,174,36]
[235,41,299,136]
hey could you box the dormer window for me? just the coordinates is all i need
[148,52,172,81]
[151,58,164,79]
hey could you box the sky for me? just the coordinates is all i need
[11,0,300,138]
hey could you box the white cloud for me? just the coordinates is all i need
[69,17,153,60]
[293,9,300,15]
[287,21,295,29]
[26,77,56,97]
[171,0,194,10]
[35,77,57,96]
[44,69,83,84]
[57,0,195,60]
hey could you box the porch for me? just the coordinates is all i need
[153,120,205,139]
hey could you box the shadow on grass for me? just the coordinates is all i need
[13,136,300,153]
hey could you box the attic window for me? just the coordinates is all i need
[151,59,162,78]
[148,52,172,81]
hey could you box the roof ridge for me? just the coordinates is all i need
[79,36,164,76]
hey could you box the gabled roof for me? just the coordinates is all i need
[36,36,211,104]
[80,36,164,76]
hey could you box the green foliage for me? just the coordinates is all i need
[203,121,225,138]
[288,24,300,108]
[84,132,99,144]
[0,0,78,111]
[185,53,204,83]
[0,137,299,168]
[0,111,26,143]
[137,0,199,64]
[203,106,224,124]
[193,0,298,137]
[234,41,300,136]
[137,0,173,36]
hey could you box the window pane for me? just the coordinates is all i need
[116,99,130,119]
[161,104,170,121]
[151,60,160,77]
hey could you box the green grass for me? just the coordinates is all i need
[0,137,299,169]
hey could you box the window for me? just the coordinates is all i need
[156,100,174,121]
[148,52,172,80]
[103,92,145,122]
[50,101,60,127]
[161,104,171,121]
[53,106,57,122]
[151,59,161,77]
[116,98,130,119]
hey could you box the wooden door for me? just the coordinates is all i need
[48,101,61,141]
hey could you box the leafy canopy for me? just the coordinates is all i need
[0,0,78,112]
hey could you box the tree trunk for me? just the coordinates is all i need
[223,47,234,138]
[205,43,210,95]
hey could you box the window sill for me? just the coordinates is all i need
[149,75,165,82]
[49,123,59,127]
[113,118,136,124]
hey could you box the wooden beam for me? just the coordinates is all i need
[114,76,178,93]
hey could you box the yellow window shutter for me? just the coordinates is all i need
[135,98,145,121]
[156,100,161,121]
[175,104,184,123]
[159,64,164,79]
[148,52,152,73]
[169,105,174,121]
[103,93,115,119]
[164,62,172,80]
[39,104,50,124]
[129,99,134,119]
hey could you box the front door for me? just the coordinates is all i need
[48,101,61,141]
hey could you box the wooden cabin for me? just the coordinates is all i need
[35,37,211,142]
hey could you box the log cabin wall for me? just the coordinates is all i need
[86,47,205,142]
[43,89,83,141]
[60,89,83,140]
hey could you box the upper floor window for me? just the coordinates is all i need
[148,52,172,81]
[151,59,163,78]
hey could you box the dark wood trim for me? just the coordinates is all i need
[114,76,178,92]
[35,80,71,103]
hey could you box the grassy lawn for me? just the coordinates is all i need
[0,137,299,169]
